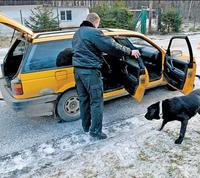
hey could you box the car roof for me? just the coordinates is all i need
[32,28,144,43]
[33,28,134,38]
[26,27,164,54]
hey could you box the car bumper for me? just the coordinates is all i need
[0,80,58,116]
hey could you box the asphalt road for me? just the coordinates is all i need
[0,34,199,156]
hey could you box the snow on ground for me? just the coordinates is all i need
[1,113,200,178]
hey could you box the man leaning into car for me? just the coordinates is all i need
[72,13,140,140]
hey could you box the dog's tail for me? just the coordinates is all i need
[196,75,200,79]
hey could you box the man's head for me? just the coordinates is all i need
[86,13,100,28]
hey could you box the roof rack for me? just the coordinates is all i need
[99,28,114,32]
[33,28,119,39]
[34,27,79,39]
[33,26,78,33]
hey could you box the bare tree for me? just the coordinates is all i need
[148,0,153,33]
[187,0,193,22]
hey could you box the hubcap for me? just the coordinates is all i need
[64,96,80,115]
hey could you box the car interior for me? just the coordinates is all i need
[3,39,26,85]
[101,54,143,94]
[164,55,188,89]
[115,37,162,80]
[163,38,192,90]
[101,36,163,92]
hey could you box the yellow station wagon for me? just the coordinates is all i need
[0,14,196,121]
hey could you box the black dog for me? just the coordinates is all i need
[145,89,200,144]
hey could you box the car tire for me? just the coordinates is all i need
[56,89,80,122]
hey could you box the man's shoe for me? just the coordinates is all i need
[90,132,107,140]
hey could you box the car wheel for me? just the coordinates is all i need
[57,89,80,122]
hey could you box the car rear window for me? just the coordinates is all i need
[23,40,72,72]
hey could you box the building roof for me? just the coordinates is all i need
[0,0,103,7]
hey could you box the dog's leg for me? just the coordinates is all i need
[175,119,188,144]
[159,120,167,131]
[197,108,200,115]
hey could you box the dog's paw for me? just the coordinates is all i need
[175,139,183,144]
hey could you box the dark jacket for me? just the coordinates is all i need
[72,21,132,69]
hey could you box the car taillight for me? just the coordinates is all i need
[11,79,23,95]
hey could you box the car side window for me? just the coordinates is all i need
[168,38,190,63]
[23,40,72,72]
[12,41,26,56]
[115,36,160,57]
[115,36,153,50]
[127,37,161,57]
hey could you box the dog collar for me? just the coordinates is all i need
[159,101,163,118]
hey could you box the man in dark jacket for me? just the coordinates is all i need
[72,13,140,139]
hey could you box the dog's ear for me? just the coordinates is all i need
[145,101,160,120]
[148,102,159,110]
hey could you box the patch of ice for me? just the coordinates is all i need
[38,143,55,155]
[12,155,27,170]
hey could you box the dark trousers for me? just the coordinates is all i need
[74,68,104,134]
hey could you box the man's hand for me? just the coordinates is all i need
[131,50,141,58]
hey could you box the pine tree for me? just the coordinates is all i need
[161,8,182,33]
[24,6,59,32]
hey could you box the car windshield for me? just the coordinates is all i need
[128,37,152,48]
[115,36,152,50]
